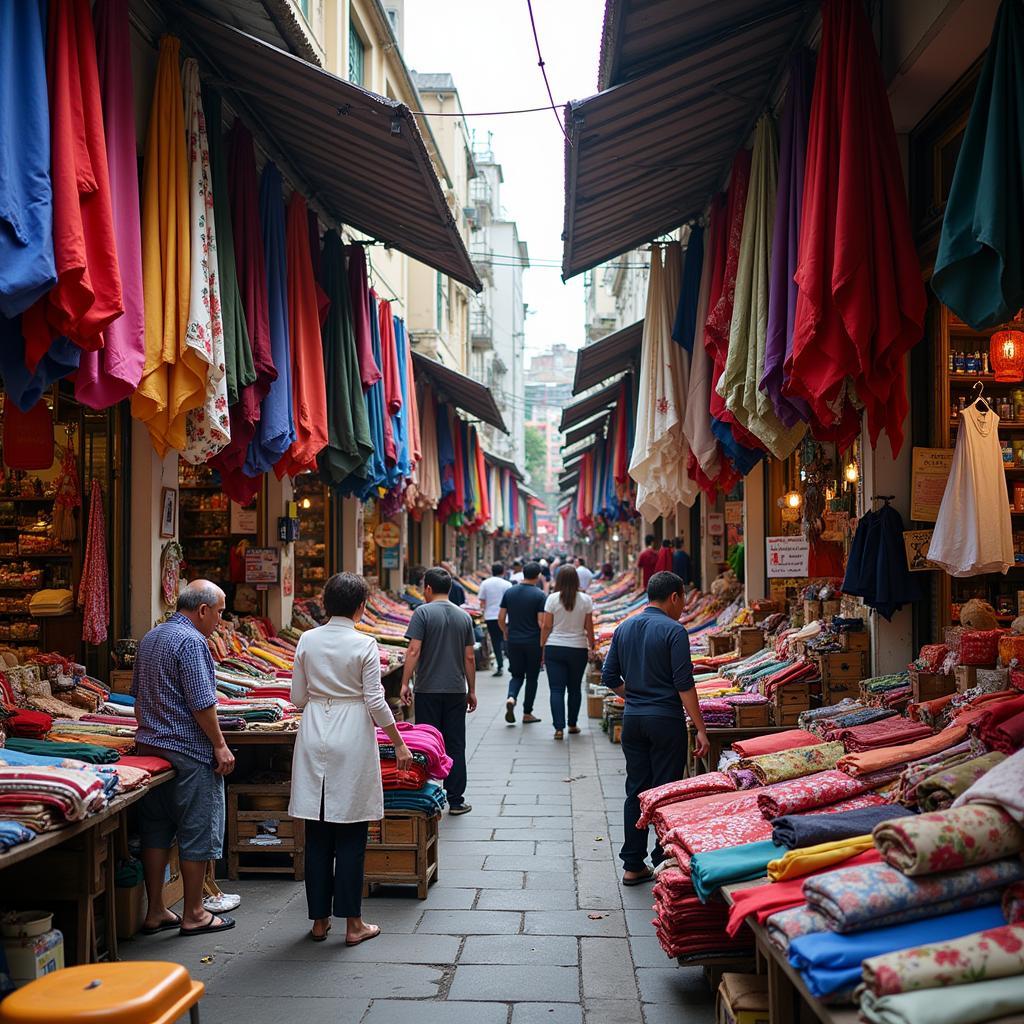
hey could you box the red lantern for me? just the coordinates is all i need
[990,330,1024,382]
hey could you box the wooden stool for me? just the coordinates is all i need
[0,962,204,1024]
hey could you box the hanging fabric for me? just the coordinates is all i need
[52,431,81,542]
[308,212,330,327]
[75,0,145,410]
[348,247,381,390]
[788,0,926,456]
[22,0,122,371]
[79,480,109,645]
[932,0,1024,329]
[415,385,441,507]
[2,400,54,471]
[378,301,401,477]
[180,58,229,465]
[131,36,205,457]
[404,323,422,472]
[672,225,704,351]
[843,501,921,620]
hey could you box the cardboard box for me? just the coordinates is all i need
[717,973,769,1024]
[116,847,182,940]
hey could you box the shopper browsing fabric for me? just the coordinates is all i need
[132,580,236,938]
[477,562,512,676]
[540,565,595,740]
[289,573,413,945]
[499,561,547,726]
[441,561,466,607]
[401,567,477,815]
[601,571,710,887]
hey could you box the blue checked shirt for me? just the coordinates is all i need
[131,613,219,763]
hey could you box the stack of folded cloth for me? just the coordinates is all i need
[737,742,845,786]
[28,589,74,616]
[799,699,864,735]
[3,708,52,739]
[377,722,452,779]
[653,865,742,960]
[837,716,934,753]
[895,740,976,807]
[912,751,1005,812]
[379,750,430,790]
[636,772,736,829]
[837,724,969,777]
[821,707,898,740]
[0,819,36,851]
[731,729,819,759]
[382,781,446,814]
[4,737,121,764]
[969,693,1024,754]
[0,765,112,831]
[697,698,738,727]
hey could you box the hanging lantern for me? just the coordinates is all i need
[990,330,1024,382]
[781,490,802,510]
[844,461,859,484]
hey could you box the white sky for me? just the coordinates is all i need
[403,0,605,358]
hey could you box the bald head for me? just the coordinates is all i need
[177,579,226,636]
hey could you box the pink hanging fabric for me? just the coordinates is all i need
[79,479,109,645]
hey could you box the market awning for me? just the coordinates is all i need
[559,377,625,432]
[573,320,643,395]
[484,451,523,478]
[562,411,610,449]
[559,470,580,493]
[560,438,593,462]
[562,451,585,474]
[175,7,482,292]
[562,1,810,280]
[412,353,507,432]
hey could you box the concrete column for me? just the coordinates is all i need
[129,420,178,636]
[265,474,294,629]
[340,497,363,575]
[744,461,767,603]
[420,509,436,567]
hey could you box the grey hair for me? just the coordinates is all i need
[176,581,224,612]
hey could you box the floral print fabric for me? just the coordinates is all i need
[756,769,879,819]
[802,857,1024,932]
[952,747,1024,824]
[873,804,1024,876]
[636,771,736,828]
[767,904,829,950]
[861,924,1024,996]
[857,974,1024,1024]
[1003,881,1024,923]
[916,752,1005,811]
[738,741,845,784]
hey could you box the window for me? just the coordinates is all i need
[295,0,309,16]
[348,20,365,86]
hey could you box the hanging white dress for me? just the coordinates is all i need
[928,404,1014,576]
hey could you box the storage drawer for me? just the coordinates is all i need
[776,683,810,706]
[823,652,864,682]
[365,849,418,875]
[382,816,416,845]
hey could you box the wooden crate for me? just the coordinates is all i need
[820,652,865,705]
[821,599,841,619]
[736,628,765,657]
[773,707,805,726]
[587,694,605,719]
[910,670,956,703]
[108,669,134,695]
[734,703,771,727]
[709,634,736,656]
[365,810,438,900]
[227,784,304,881]
[954,665,977,692]
[841,631,870,654]
[771,681,809,726]
[803,600,822,623]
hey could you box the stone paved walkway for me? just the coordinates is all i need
[124,671,714,1023]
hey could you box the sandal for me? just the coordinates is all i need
[310,922,332,942]
[553,730,564,740]
[179,913,236,937]
[139,912,182,935]
[346,924,381,947]
[568,726,581,735]
[622,869,654,887]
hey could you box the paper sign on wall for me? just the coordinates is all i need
[708,512,725,536]
[766,536,809,578]
[903,529,941,571]
[911,447,953,522]
[244,547,280,585]
[724,501,743,525]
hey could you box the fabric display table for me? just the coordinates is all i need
[687,724,793,776]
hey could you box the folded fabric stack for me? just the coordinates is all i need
[376,722,452,779]
[5,737,120,764]
[913,751,1005,811]
[821,707,898,740]
[27,589,74,616]
[858,974,1024,1024]
[653,866,740,959]
[755,770,881,819]
[380,750,431,791]
[771,805,914,849]
[895,740,976,807]
[837,716,933,753]
[0,819,36,851]
[0,765,111,831]
[4,708,52,739]
[969,693,1024,754]
[837,724,968,777]
[731,729,819,758]
[382,781,446,814]
[636,772,736,829]
[737,742,845,785]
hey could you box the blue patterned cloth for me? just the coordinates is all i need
[0,820,36,852]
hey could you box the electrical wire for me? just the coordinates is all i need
[525,0,571,146]
[407,104,564,117]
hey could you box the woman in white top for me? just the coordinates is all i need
[540,565,595,739]
[289,573,412,944]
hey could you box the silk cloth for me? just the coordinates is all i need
[766,834,875,882]
[690,840,787,901]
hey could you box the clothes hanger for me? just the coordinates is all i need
[971,380,994,413]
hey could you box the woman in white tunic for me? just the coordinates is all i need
[289,572,412,944]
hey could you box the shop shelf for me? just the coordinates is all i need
[185,533,230,539]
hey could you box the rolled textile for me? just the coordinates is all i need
[772,805,915,849]
[4,737,119,764]
[897,741,976,805]
[873,804,1024,875]
[756,769,878,818]
[970,693,1024,753]
[636,772,737,828]
[691,840,787,901]
[787,905,1006,998]
[767,835,875,882]
[767,904,831,950]
[857,975,1024,1024]
[861,923,1024,997]
[738,742,845,785]
[837,725,968,777]
[838,717,933,752]
[915,751,1006,811]
[1003,881,1024,923]
[730,768,760,790]
[802,857,1024,932]
[731,729,819,758]
[0,820,36,852]
[952,747,1024,824]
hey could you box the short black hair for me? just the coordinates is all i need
[523,561,541,580]
[674,537,685,549]
[644,534,655,546]
[424,567,452,594]
[648,571,684,603]
[323,572,368,617]
[491,562,504,576]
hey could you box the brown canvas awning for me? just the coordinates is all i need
[574,321,642,395]
[562,412,610,449]
[412,354,507,432]
[559,378,625,433]
[484,451,523,479]
[562,1,810,280]
[175,7,482,292]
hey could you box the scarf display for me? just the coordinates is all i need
[78,480,109,645]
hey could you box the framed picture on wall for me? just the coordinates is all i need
[159,487,177,539]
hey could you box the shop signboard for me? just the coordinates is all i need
[903,529,941,571]
[244,547,280,585]
[911,447,953,522]
[374,521,401,548]
[766,536,809,578]
[708,512,725,536]
[381,546,400,569]
[724,501,743,525]
[230,502,258,535]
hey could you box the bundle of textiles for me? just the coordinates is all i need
[835,716,933,753]
[376,722,451,779]
[0,819,36,851]
[379,749,431,790]
[382,781,446,814]
[5,737,120,764]
[0,765,111,831]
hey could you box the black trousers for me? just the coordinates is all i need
[544,645,589,730]
[486,619,505,669]
[506,642,541,714]
[619,714,688,872]
[304,817,369,919]
[414,692,468,808]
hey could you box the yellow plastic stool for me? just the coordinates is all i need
[0,962,204,1024]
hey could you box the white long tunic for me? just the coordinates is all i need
[288,617,396,823]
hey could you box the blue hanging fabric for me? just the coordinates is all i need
[672,225,704,350]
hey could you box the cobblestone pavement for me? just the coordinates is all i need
[124,670,714,1023]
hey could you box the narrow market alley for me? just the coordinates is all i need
[121,671,714,1024]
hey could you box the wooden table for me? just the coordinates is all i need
[687,724,793,776]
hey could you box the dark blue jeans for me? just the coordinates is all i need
[506,642,541,714]
[544,645,588,730]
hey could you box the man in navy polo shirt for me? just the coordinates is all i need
[602,571,710,886]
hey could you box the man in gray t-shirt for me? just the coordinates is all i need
[400,567,477,814]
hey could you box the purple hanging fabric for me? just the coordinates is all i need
[761,49,814,428]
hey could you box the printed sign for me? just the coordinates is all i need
[725,501,743,526]
[710,536,725,562]
[374,521,401,548]
[821,510,851,542]
[708,512,725,537]
[911,447,953,522]
[381,545,400,569]
[230,502,258,534]
[766,536,810,578]
[244,547,280,585]
[903,529,941,572]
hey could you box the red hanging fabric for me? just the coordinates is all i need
[79,479,109,645]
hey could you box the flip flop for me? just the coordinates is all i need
[621,870,654,887]
[179,913,236,937]
[345,924,381,947]
[139,912,182,935]
[310,923,332,943]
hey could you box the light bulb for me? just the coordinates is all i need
[786,490,802,509]
[844,462,859,484]
[301,498,312,510]
[611,532,620,543]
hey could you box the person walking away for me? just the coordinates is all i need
[637,535,658,590]
[498,561,547,725]
[654,538,674,572]
[510,559,525,584]
[289,573,413,943]
[672,539,692,586]
[575,557,594,592]
[601,571,709,886]
[132,581,236,938]
[442,561,466,607]
[540,566,594,740]
[401,567,477,814]
[478,562,512,676]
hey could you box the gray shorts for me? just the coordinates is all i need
[137,746,225,862]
